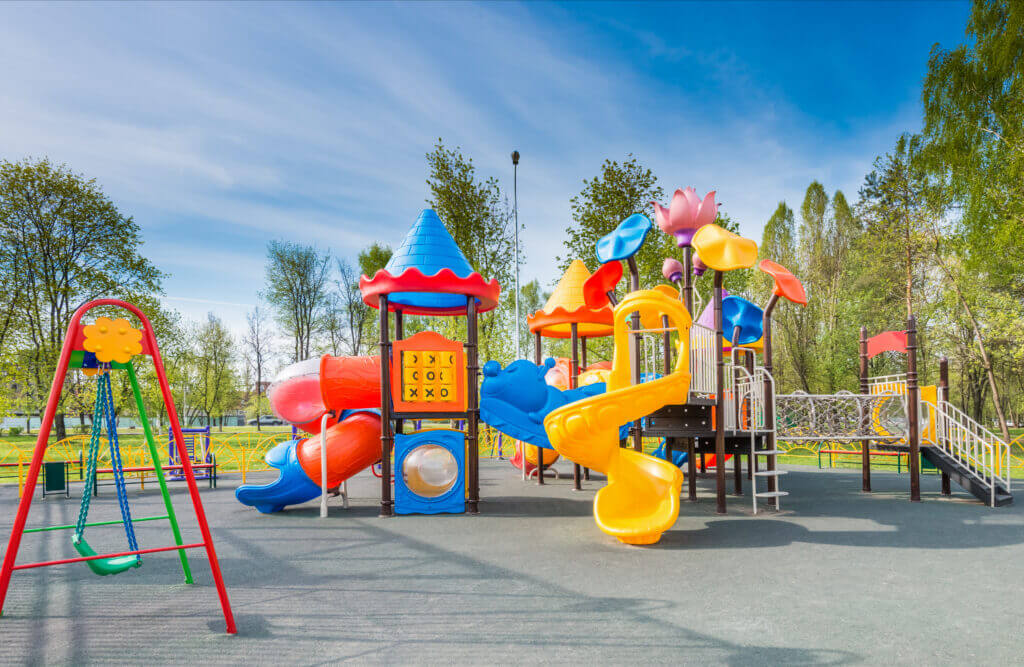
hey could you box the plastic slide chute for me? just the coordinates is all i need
[544,290,691,545]
[235,410,381,513]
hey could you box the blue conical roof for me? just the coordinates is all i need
[384,209,474,278]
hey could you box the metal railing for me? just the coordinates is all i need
[725,364,773,433]
[689,323,716,397]
[929,399,1010,506]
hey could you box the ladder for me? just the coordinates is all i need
[732,364,788,513]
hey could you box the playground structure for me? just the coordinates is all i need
[0,299,236,633]
[231,193,1013,546]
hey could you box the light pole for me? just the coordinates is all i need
[511,150,521,359]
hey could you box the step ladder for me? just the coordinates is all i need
[751,447,787,513]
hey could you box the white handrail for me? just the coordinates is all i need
[932,399,1010,506]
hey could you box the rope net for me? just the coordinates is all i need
[775,392,907,442]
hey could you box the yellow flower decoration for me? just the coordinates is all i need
[83,317,143,364]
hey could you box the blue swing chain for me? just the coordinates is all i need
[101,371,141,559]
[73,373,107,542]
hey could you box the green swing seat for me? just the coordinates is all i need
[72,533,141,576]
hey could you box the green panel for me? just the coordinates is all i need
[43,461,67,492]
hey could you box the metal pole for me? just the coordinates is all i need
[320,412,329,518]
[627,256,642,452]
[571,323,582,491]
[467,296,480,513]
[379,295,393,517]
[713,271,726,514]
[859,326,871,492]
[939,356,951,495]
[762,294,779,494]
[907,316,921,502]
[512,150,521,360]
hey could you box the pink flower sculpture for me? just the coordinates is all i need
[693,254,708,277]
[662,258,684,283]
[651,187,718,247]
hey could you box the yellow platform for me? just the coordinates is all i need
[544,290,691,545]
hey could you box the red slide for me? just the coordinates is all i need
[296,411,382,488]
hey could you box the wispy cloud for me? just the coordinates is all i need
[0,1,964,333]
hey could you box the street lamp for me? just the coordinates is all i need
[511,150,521,360]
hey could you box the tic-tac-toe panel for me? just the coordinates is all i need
[391,331,466,413]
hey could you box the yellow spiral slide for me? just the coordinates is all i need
[544,290,691,544]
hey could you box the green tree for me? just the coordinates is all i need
[191,313,240,431]
[353,243,393,353]
[0,158,164,440]
[264,240,332,362]
[921,0,1024,295]
[424,140,516,363]
[561,156,676,290]
[242,304,274,431]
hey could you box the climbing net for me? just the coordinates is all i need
[775,391,907,442]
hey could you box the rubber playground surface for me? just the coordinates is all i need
[1,459,1021,665]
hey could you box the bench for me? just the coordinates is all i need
[92,460,218,493]
[818,448,907,473]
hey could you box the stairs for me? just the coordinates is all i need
[921,446,1013,507]
[924,399,1013,508]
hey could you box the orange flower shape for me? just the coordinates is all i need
[758,259,807,305]
[83,317,143,364]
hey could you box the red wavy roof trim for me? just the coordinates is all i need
[359,267,501,316]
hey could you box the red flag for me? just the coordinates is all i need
[867,330,907,359]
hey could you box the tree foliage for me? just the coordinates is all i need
[264,240,331,362]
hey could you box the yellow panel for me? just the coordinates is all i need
[438,368,453,383]
[421,385,438,402]
[423,368,439,384]
[403,367,421,384]
[440,351,457,367]
[402,383,421,401]
[404,351,421,367]
[438,384,455,401]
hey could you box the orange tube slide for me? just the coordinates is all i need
[296,411,381,488]
[319,355,382,409]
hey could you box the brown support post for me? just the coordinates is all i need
[534,331,542,364]
[394,310,404,441]
[939,356,951,495]
[859,326,871,493]
[581,336,590,480]
[570,323,582,490]
[682,246,694,315]
[687,437,697,500]
[379,295,393,517]
[907,316,921,502]
[762,294,779,494]
[713,271,726,514]
[466,297,480,512]
[627,256,643,452]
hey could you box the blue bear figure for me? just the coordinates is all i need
[479,358,621,449]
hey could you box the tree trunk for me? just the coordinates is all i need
[946,273,1010,441]
[54,412,67,441]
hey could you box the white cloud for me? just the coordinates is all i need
[1,2,928,335]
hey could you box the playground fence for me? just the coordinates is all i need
[5,422,1024,497]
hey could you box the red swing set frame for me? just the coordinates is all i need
[0,299,236,634]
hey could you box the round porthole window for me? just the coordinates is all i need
[402,444,459,498]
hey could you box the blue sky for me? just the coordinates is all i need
[1,1,970,335]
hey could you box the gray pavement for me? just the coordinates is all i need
[1,459,1021,665]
